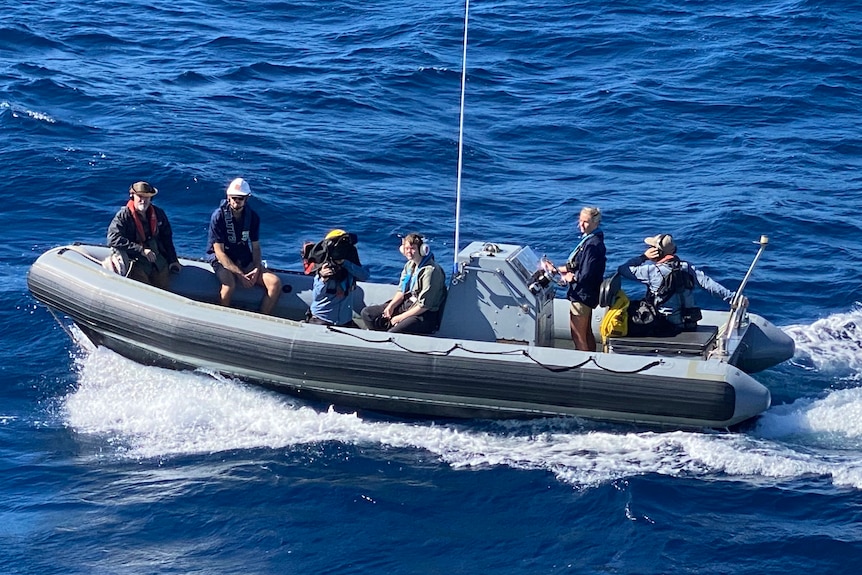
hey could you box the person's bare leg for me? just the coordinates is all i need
[215,267,235,306]
[258,270,282,315]
[569,311,594,352]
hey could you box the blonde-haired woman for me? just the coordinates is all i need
[554,206,606,351]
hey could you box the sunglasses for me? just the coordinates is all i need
[229,196,248,202]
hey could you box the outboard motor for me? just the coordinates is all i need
[436,242,555,346]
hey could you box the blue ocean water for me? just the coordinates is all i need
[3,0,862,572]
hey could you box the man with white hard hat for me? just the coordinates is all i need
[205,177,282,314]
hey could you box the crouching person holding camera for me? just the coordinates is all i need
[360,233,446,335]
[306,229,370,327]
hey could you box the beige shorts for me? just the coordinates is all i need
[569,301,592,317]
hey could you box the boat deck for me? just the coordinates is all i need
[162,258,724,359]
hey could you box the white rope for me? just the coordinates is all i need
[453,0,470,277]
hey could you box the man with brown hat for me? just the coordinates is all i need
[617,233,743,334]
[107,180,182,289]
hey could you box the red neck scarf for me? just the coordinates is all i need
[127,199,157,243]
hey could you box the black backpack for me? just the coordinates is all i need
[651,258,694,307]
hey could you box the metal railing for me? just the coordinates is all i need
[712,235,769,360]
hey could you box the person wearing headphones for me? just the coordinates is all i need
[107,180,182,289]
[360,232,446,334]
[617,233,746,333]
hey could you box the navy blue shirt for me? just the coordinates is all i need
[206,201,261,268]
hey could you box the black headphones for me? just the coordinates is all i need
[417,236,430,257]
[654,234,669,258]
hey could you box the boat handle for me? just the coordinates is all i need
[715,235,768,358]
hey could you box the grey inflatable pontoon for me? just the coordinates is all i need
[27,242,794,428]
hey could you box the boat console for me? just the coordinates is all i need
[436,242,556,346]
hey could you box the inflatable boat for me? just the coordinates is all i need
[27,241,794,428]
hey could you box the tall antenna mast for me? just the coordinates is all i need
[453,0,470,276]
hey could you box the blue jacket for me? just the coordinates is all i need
[566,230,607,308]
[310,260,370,326]
[618,255,735,326]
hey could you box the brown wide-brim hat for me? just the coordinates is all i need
[129,181,158,197]
[644,234,676,255]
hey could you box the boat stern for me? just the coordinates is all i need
[725,364,772,426]
[730,313,795,373]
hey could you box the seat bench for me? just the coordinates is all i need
[607,325,719,359]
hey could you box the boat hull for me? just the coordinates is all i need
[28,245,775,428]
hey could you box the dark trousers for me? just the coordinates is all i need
[306,314,359,328]
[360,300,440,334]
[128,259,171,290]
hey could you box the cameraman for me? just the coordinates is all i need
[308,229,369,327]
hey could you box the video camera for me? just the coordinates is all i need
[301,231,360,275]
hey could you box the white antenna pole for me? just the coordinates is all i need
[453,0,470,277]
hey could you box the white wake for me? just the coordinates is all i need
[784,303,862,377]
[61,333,862,491]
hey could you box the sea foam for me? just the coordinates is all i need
[63,330,862,490]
